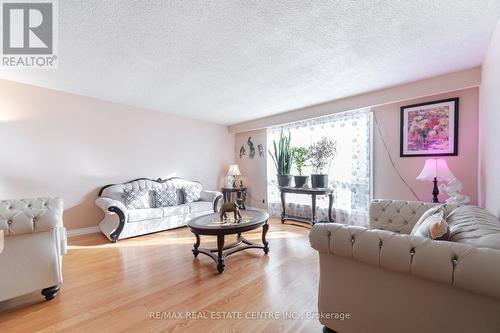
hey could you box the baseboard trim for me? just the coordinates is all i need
[67,226,100,237]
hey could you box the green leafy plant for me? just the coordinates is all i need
[269,131,292,175]
[291,147,309,176]
[308,137,337,174]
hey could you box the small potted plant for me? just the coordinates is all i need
[269,131,293,187]
[308,137,337,188]
[291,147,309,188]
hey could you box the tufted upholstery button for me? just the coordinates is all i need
[412,211,416,215]
[374,218,378,222]
[404,221,408,225]
[388,219,392,223]
[396,209,400,213]
[381,208,386,212]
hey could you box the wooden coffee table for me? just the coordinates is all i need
[187,210,270,273]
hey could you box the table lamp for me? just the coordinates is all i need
[416,159,455,203]
[227,164,241,188]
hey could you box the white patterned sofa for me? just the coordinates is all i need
[310,200,500,333]
[96,177,222,242]
[0,197,66,302]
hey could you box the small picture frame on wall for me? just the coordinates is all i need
[400,98,459,157]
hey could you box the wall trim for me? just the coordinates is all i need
[229,67,481,133]
[67,226,100,237]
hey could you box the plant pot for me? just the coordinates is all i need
[311,174,328,188]
[293,175,308,188]
[277,174,293,187]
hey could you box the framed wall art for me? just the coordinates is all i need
[400,98,459,157]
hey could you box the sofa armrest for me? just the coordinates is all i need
[95,197,127,214]
[95,197,127,242]
[200,190,223,212]
[310,222,500,300]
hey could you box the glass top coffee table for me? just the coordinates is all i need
[187,210,270,273]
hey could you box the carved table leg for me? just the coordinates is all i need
[311,194,317,224]
[192,233,200,257]
[217,234,225,273]
[262,222,269,254]
[328,192,334,222]
[280,191,286,223]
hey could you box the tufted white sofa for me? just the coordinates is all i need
[0,197,66,302]
[96,177,222,242]
[310,200,500,333]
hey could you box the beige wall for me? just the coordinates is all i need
[479,19,500,218]
[374,88,478,204]
[235,88,479,206]
[0,80,235,230]
[234,130,267,208]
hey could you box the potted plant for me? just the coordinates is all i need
[291,147,309,188]
[269,131,293,187]
[308,137,337,188]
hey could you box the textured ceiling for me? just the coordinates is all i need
[1,1,500,125]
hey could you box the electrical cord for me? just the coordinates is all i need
[373,112,421,201]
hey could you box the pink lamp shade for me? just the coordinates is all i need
[416,159,455,182]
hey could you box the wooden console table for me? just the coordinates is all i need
[279,187,334,225]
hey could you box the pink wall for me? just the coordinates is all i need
[235,88,479,207]
[374,88,479,204]
[0,80,235,230]
[479,19,500,218]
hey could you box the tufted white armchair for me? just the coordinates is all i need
[0,197,66,302]
[310,200,500,333]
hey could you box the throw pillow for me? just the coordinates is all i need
[182,183,202,203]
[411,205,450,241]
[154,186,178,207]
[411,213,451,240]
[123,188,150,209]
[411,205,445,235]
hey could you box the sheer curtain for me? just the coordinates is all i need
[266,108,372,226]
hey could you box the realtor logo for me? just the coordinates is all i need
[1,0,57,67]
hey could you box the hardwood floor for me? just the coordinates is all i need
[0,219,323,333]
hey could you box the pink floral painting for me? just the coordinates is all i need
[401,98,458,157]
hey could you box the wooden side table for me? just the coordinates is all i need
[221,187,247,209]
[279,186,334,225]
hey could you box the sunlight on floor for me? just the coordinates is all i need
[68,229,304,250]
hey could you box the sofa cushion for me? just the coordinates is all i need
[182,183,202,203]
[447,205,500,250]
[128,208,163,222]
[188,201,213,213]
[123,189,150,209]
[154,185,178,207]
[161,205,190,217]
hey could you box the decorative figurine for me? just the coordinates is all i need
[439,178,470,205]
[258,144,264,158]
[220,198,243,222]
[247,137,255,159]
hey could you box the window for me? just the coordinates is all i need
[266,108,372,226]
